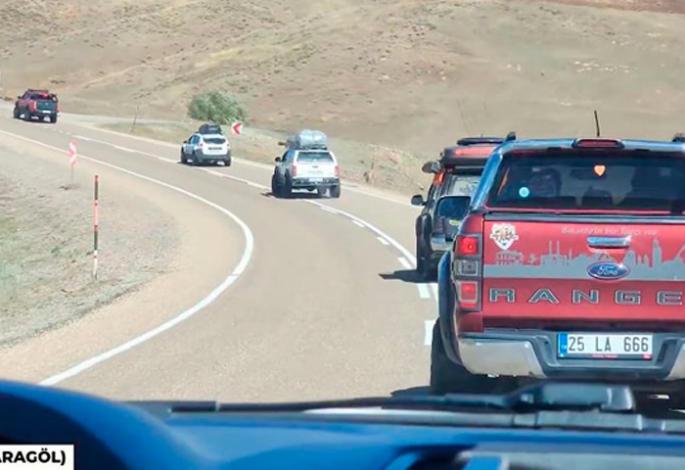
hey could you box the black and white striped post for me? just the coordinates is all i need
[93,175,100,280]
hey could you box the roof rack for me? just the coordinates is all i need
[455,132,516,147]
[673,133,685,143]
[456,136,504,146]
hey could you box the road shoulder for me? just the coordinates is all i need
[0,133,245,383]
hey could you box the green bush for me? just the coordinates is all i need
[187,90,247,124]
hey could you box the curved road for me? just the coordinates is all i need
[0,113,436,402]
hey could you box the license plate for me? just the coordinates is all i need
[309,177,323,182]
[557,333,653,359]
[42,110,51,113]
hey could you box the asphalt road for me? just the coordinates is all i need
[0,112,438,402]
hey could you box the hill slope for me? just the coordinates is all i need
[1,0,685,158]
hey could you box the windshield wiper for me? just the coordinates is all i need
[148,382,637,414]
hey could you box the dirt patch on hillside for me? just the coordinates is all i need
[0,140,177,348]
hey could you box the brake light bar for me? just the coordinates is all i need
[453,146,494,157]
[572,138,625,149]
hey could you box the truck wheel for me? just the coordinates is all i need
[224,158,232,167]
[13,107,19,119]
[50,115,57,124]
[329,185,341,199]
[430,319,501,395]
[416,242,434,281]
[283,177,293,198]
[271,175,281,197]
[180,151,187,164]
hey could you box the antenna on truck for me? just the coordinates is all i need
[594,110,601,137]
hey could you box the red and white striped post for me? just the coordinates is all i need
[93,175,100,280]
[67,141,77,186]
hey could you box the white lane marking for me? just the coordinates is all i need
[417,284,431,299]
[424,320,433,346]
[430,283,438,299]
[321,206,339,215]
[306,201,419,267]
[0,129,255,386]
[376,236,389,246]
[352,220,365,228]
[398,256,430,299]
[113,145,135,153]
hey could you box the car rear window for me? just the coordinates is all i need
[487,151,685,212]
[296,152,334,163]
[204,137,226,145]
[441,175,481,197]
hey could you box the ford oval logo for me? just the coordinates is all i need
[587,262,630,281]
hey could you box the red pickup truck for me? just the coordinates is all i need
[13,89,59,123]
[432,136,685,402]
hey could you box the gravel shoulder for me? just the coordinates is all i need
[0,136,177,348]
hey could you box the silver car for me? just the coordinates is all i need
[180,133,232,166]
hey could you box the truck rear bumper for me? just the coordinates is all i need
[291,177,340,188]
[430,235,452,253]
[457,330,685,381]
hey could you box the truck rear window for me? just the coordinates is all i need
[296,152,334,163]
[487,152,685,212]
[204,137,226,145]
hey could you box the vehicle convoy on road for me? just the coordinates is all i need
[271,129,341,199]
[412,135,515,280]
[432,135,685,402]
[180,124,232,166]
[8,377,685,470]
[13,89,59,123]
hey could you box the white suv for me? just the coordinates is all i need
[271,149,341,198]
[180,133,232,166]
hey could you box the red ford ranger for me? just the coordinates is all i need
[432,136,685,402]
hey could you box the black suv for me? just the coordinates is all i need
[411,134,516,280]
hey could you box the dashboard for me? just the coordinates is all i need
[2,379,685,470]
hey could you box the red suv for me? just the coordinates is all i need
[432,135,685,404]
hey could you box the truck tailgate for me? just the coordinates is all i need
[482,216,685,324]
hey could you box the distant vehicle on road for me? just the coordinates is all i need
[412,134,515,280]
[271,130,341,198]
[13,89,59,123]
[432,134,685,403]
[180,131,232,166]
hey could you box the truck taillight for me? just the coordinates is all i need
[334,165,339,177]
[455,235,479,256]
[292,165,298,177]
[452,216,483,312]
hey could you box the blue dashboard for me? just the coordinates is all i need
[2,379,685,470]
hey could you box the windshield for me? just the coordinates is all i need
[296,151,334,163]
[5,0,685,442]
[488,152,685,211]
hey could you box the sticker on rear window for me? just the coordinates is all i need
[518,186,530,198]
[490,223,519,251]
